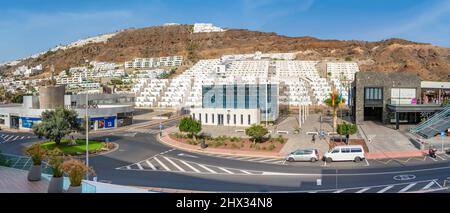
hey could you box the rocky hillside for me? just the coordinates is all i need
[1,24,449,81]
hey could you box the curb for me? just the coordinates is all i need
[157,131,285,160]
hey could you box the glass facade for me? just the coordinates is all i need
[202,84,278,121]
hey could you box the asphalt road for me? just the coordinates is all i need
[1,128,450,193]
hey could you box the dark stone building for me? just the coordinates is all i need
[352,72,423,128]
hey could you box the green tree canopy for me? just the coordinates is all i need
[336,122,357,136]
[32,108,81,144]
[245,124,269,143]
[178,117,202,140]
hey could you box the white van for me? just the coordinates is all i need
[323,145,365,163]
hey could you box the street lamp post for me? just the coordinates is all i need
[85,93,89,180]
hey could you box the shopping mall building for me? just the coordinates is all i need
[0,85,134,131]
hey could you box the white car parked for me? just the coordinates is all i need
[323,145,365,163]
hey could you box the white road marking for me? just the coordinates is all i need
[240,170,251,174]
[259,158,281,163]
[145,160,157,170]
[422,181,435,190]
[179,160,200,173]
[356,187,371,193]
[154,157,171,171]
[20,136,25,140]
[163,157,185,172]
[196,163,217,174]
[399,183,417,193]
[5,135,14,141]
[428,156,438,161]
[13,136,19,141]
[126,166,131,170]
[136,163,144,170]
[365,159,370,166]
[333,189,345,193]
[218,167,234,174]
[436,155,446,161]
[377,185,394,193]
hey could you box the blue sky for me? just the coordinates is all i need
[1,0,449,63]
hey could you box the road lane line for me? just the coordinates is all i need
[333,189,345,193]
[422,181,435,190]
[196,163,217,174]
[428,156,438,161]
[136,163,144,170]
[163,157,185,172]
[13,136,20,141]
[436,155,445,161]
[154,157,171,171]
[399,183,417,193]
[377,185,394,193]
[218,167,234,174]
[20,136,25,140]
[179,160,200,173]
[145,160,157,170]
[259,158,281,163]
[356,187,371,193]
[126,166,131,170]
[5,135,14,141]
[240,170,251,174]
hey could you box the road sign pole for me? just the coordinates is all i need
[441,131,445,153]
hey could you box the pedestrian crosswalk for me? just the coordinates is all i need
[202,153,285,165]
[117,156,263,175]
[305,179,444,193]
[0,134,34,144]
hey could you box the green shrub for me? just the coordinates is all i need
[267,144,276,151]
[276,135,285,144]
[230,137,241,142]
[187,140,198,145]
[255,145,261,150]
[262,147,267,150]
[230,143,239,149]
[240,143,245,148]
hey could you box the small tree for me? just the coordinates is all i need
[245,124,269,144]
[324,92,345,130]
[32,108,81,145]
[336,122,357,144]
[178,117,202,141]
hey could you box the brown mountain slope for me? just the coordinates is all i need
[1,24,449,80]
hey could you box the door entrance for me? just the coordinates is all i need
[364,107,383,122]
[10,116,20,129]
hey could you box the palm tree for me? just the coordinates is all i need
[324,92,345,130]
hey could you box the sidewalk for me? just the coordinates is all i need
[0,166,49,193]
[160,127,284,159]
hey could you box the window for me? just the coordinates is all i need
[192,113,195,120]
[212,113,214,124]
[233,114,236,124]
[295,150,304,155]
[205,113,208,123]
[248,115,251,125]
[227,114,230,124]
[303,150,313,154]
[199,113,202,122]
[341,148,351,153]
[365,87,383,100]
[241,114,243,125]
[332,149,340,153]
[245,85,250,109]
[351,148,362,153]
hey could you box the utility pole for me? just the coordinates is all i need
[85,93,89,180]
[265,81,268,127]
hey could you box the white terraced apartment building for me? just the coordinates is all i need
[133,53,359,109]
[193,23,225,33]
[124,56,183,69]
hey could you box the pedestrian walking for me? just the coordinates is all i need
[312,134,316,143]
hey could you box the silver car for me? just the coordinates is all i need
[286,149,320,162]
